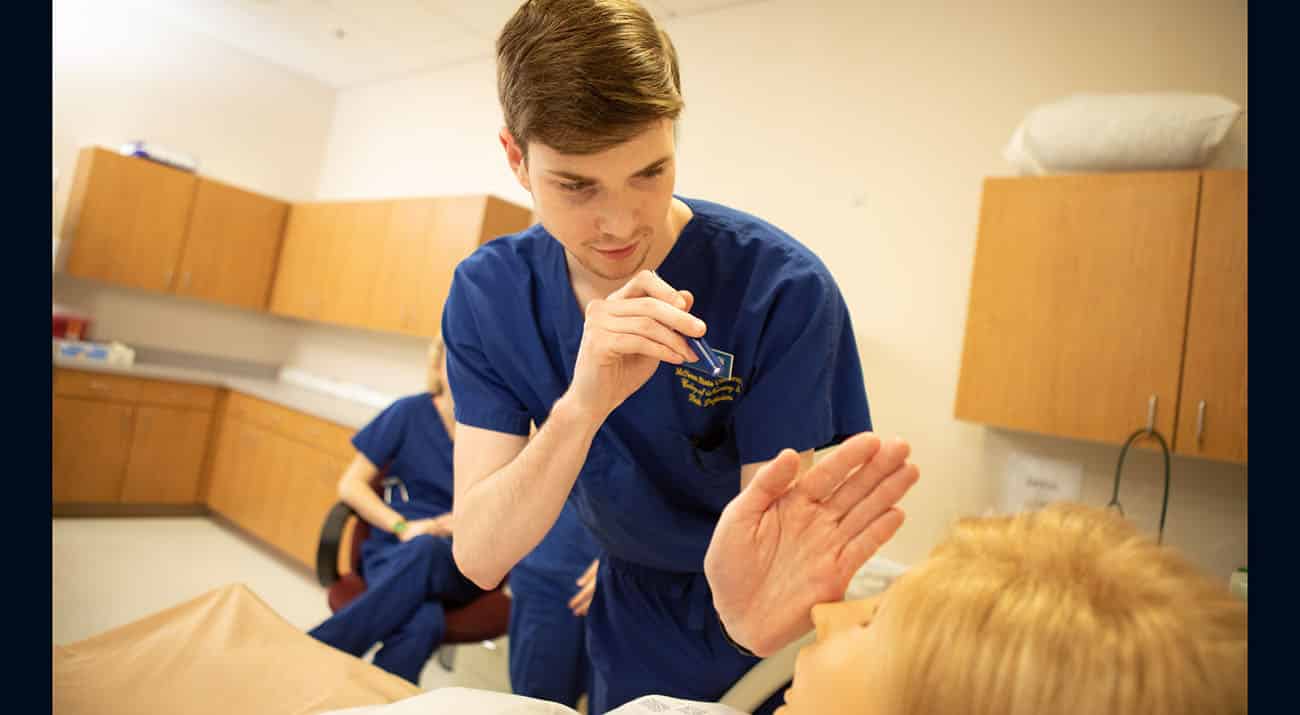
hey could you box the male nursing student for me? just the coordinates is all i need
[443,1,921,712]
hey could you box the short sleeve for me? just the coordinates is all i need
[352,398,411,470]
[733,270,872,465]
[441,264,532,436]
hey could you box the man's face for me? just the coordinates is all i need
[503,119,678,284]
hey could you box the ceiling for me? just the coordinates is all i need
[127,0,762,90]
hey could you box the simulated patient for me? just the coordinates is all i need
[777,502,1248,715]
[323,502,1246,715]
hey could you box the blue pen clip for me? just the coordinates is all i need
[650,269,723,377]
[684,335,724,377]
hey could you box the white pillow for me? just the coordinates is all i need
[1003,93,1242,175]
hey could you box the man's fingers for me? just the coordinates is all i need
[606,297,707,341]
[837,507,906,574]
[604,314,697,362]
[606,333,686,365]
[610,269,685,306]
[833,462,918,544]
[795,433,884,502]
[822,438,911,515]
[732,449,801,519]
[569,582,596,615]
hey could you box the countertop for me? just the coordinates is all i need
[52,358,382,430]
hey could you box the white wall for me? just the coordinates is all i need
[311,0,1247,579]
[52,0,338,367]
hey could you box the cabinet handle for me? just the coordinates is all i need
[164,268,174,287]
[1145,394,1157,433]
[182,271,192,289]
[1196,400,1206,446]
[89,380,110,392]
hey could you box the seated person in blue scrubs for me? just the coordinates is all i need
[309,336,600,693]
[441,2,921,712]
[307,335,484,683]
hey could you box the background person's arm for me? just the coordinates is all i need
[337,453,453,540]
[337,452,407,533]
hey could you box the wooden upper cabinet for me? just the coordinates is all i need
[368,198,437,335]
[325,201,392,329]
[63,147,197,293]
[273,194,533,338]
[269,202,340,322]
[955,172,1201,446]
[1175,170,1247,463]
[174,178,288,310]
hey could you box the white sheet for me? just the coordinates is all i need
[321,687,746,715]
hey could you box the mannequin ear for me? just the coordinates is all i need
[499,128,531,191]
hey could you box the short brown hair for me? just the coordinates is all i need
[875,503,1248,715]
[496,0,684,156]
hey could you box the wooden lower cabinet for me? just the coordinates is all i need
[206,399,351,570]
[53,369,218,508]
[121,406,212,504]
[52,397,134,503]
[279,444,347,569]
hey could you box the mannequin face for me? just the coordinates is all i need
[776,594,892,715]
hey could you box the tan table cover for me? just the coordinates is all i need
[54,583,421,714]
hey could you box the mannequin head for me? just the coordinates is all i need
[779,502,1247,715]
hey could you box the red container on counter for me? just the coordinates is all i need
[52,309,91,340]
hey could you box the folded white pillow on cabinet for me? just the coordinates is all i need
[1004,92,1242,175]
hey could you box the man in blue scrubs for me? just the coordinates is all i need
[443,1,921,712]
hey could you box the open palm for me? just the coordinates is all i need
[704,433,919,656]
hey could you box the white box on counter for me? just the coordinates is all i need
[53,339,135,367]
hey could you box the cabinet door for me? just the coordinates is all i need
[269,203,341,322]
[241,427,295,546]
[1175,170,1247,463]
[325,201,392,329]
[279,446,347,569]
[174,178,288,310]
[120,406,212,504]
[64,148,196,293]
[368,198,436,335]
[955,172,1200,445]
[53,397,134,503]
[207,418,265,526]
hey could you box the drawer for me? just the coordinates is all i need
[54,369,143,403]
[226,391,355,460]
[136,380,218,410]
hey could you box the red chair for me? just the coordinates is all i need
[315,472,511,669]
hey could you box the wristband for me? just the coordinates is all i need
[392,519,408,535]
[718,612,757,658]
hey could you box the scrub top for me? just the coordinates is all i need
[352,392,455,524]
[442,196,872,573]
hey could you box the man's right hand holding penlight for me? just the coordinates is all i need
[564,269,705,423]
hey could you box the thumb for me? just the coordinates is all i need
[678,289,694,313]
[731,449,800,519]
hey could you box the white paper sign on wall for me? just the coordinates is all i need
[1000,451,1084,514]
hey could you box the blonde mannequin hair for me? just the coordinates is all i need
[874,503,1246,715]
[426,334,446,396]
